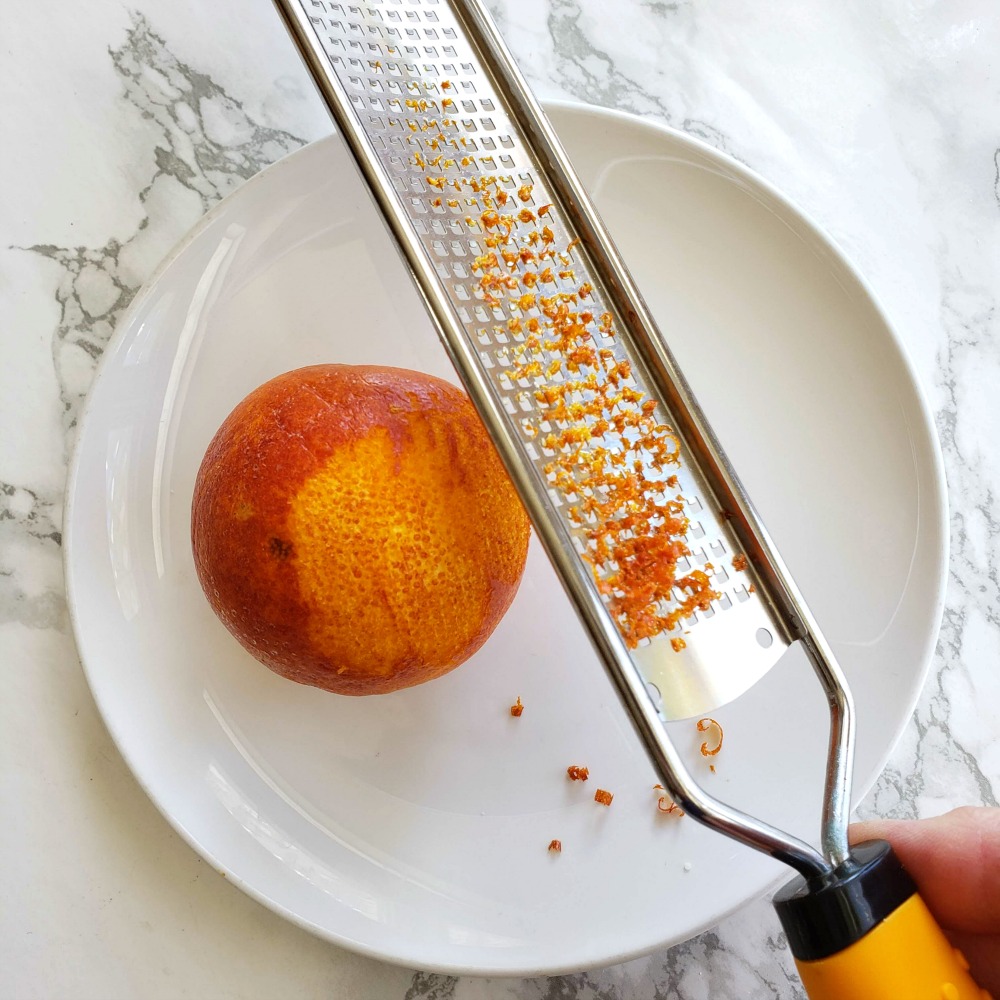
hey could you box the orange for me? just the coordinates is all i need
[191,364,530,694]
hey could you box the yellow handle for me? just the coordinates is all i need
[796,893,990,1000]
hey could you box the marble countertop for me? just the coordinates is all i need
[2,1,998,997]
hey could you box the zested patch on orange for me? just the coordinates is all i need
[191,364,530,695]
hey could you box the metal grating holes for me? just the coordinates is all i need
[305,0,758,648]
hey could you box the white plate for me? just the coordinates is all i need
[65,102,947,975]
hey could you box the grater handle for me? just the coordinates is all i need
[796,899,986,999]
[774,840,989,999]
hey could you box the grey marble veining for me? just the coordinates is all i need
[1,1,998,996]
[27,16,306,440]
[3,14,309,677]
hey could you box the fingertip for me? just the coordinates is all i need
[848,818,909,846]
[848,807,1000,935]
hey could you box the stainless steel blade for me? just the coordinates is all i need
[273,0,855,875]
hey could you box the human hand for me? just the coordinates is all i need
[850,806,1000,996]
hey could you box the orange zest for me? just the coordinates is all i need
[697,717,723,756]
[404,116,720,651]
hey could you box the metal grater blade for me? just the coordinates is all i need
[275,0,855,876]
[275,0,789,722]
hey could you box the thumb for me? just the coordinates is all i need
[849,806,1000,936]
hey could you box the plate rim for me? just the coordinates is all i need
[63,98,949,976]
